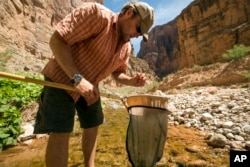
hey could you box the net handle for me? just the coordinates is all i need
[0,71,121,100]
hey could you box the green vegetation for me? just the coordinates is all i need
[145,81,159,91]
[223,44,250,61]
[193,64,201,69]
[243,72,250,80]
[0,77,42,151]
[0,48,15,71]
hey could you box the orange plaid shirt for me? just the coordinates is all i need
[42,2,131,104]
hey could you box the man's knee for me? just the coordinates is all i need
[48,133,71,144]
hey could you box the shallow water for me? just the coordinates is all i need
[0,108,229,167]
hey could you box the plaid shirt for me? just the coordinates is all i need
[42,2,131,104]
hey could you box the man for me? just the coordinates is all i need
[34,1,154,167]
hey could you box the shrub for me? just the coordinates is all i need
[0,48,15,71]
[223,44,250,61]
[0,78,42,151]
[243,73,250,80]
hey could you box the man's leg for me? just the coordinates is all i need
[82,126,99,167]
[46,133,71,167]
[76,97,103,167]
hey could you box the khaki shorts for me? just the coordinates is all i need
[34,85,104,134]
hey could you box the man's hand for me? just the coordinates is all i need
[74,78,98,103]
[131,73,147,87]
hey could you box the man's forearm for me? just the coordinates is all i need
[49,31,79,79]
[112,72,133,85]
[112,72,147,87]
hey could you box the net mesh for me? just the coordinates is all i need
[125,95,169,167]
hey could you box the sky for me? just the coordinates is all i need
[104,0,193,55]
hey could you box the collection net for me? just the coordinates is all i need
[124,95,169,167]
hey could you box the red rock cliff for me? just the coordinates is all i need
[177,0,250,69]
[138,0,250,78]
[137,20,178,78]
[0,0,102,72]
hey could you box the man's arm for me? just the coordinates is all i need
[49,31,97,102]
[49,31,79,79]
[112,72,146,87]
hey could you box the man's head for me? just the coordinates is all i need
[120,1,154,42]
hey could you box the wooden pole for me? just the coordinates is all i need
[0,71,121,100]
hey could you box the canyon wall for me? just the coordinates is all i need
[177,0,250,69]
[138,0,250,78]
[0,0,102,72]
[137,20,178,78]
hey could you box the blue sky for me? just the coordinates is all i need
[104,0,193,54]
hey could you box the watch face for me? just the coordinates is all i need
[71,74,83,84]
[75,75,82,82]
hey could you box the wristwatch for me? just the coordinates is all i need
[70,74,83,85]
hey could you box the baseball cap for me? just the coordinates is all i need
[124,2,154,42]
